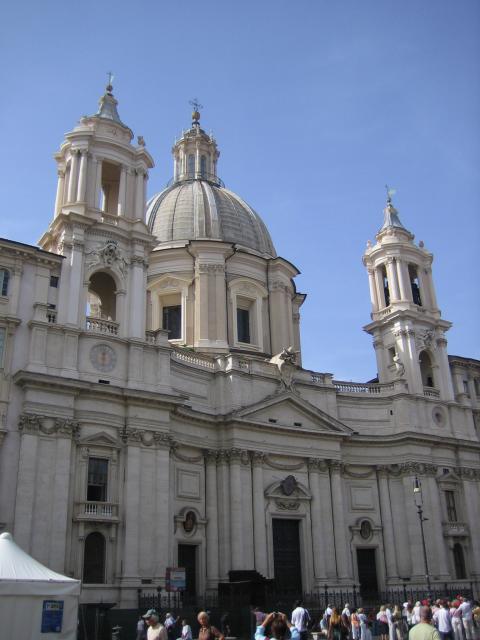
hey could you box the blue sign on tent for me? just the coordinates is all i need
[41,600,64,633]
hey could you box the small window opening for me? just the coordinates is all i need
[163,305,182,340]
[445,490,458,522]
[409,265,422,306]
[87,272,117,320]
[237,307,251,344]
[453,543,467,579]
[50,275,59,288]
[419,351,435,388]
[83,532,106,584]
[200,155,207,177]
[100,162,120,214]
[187,154,195,177]
[382,266,390,306]
[294,421,302,427]
[87,458,108,502]
[0,269,10,297]
[268,418,277,424]
[463,380,470,396]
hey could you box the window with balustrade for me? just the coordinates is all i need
[445,490,458,522]
[419,350,435,388]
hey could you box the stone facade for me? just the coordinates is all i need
[0,86,479,607]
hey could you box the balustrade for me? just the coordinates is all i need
[75,501,119,521]
[85,316,119,335]
[334,380,394,395]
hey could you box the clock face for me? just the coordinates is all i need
[90,344,117,373]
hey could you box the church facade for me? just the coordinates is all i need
[0,84,479,608]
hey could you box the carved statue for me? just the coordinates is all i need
[269,346,298,391]
[393,354,405,378]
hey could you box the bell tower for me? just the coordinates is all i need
[39,80,155,340]
[363,191,454,401]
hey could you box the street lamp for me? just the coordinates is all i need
[413,475,431,593]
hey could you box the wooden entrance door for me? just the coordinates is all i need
[272,519,302,596]
[178,544,197,596]
[356,548,378,600]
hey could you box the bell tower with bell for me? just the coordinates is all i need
[362,189,454,401]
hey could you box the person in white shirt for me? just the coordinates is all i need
[142,610,168,640]
[449,601,463,640]
[291,600,311,640]
[412,602,422,626]
[455,598,474,640]
[433,602,452,640]
[177,619,192,640]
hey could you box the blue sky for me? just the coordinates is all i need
[1,0,478,380]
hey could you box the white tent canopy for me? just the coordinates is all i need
[0,532,80,639]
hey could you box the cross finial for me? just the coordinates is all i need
[106,71,114,92]
[385,184,396,204]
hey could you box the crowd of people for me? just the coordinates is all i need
[135,596,480,640]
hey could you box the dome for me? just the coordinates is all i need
[147,179,276,258]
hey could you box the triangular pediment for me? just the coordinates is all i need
[233,391,353,435]
[79,431,120,448]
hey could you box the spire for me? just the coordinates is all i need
[379,186,407,232]
[94,73,125,126]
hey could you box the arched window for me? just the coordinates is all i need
[187,154,195,177]
[83,532,106,584]
[382,266,390,307]
[87,272,117,321]
[200,155,207,177]
[419,351,435,388]
[453,543,466,579]
[0,269,10,296]
[409,265,422,306]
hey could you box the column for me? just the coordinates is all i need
[54,170,66,216]
[252,452,268,576]
[425,267,438,309]
[195,263,210,347]
[435,337,455,401]
[308,459,327,582]
[117,165,127,216]
[154,444,171,579]
[205,450,220,587]
[396,260,411,301]
[49,435,73,572]
[67,239,84,326]
[134,169,144,219]
[462,478,480,577]
[374,267,386,308]
[195,144,200,178]
[401,475,425,579]
[93,156,103,209]
[67,150,79,203]
[377,468,399,580]
[330,462,351,580]
[128,257,146,338]
[386,258,400,301]
[217,451,231,579]
[214,264,228,348]
[76,150,88,203]
[417,268,430,308]
[318,467,337,579]
[229,449,244,570]
[13,432,39,552]
[424,475,449,578]
[367,268,379,310]
[122,444,141,578]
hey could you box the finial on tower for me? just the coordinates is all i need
[106,71,114,94]
[189,98,203,125]
[385,184,396,205]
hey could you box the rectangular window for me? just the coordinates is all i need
[237,308,250,343]
[87,458,108,502]
[50,275,59,288]
[0,269,9,296]
[445,490,458,522]
[0,327,5,367]
[163,305,182,340]
[463,380,470,396]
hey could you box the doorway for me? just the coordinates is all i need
[178,544,197,597]
[356,548,378,600]
[272,519,302,596]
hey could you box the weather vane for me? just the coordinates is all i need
[189,98,203,112]
[385,184,396,204]
[107,71,114,89]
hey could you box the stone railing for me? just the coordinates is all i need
[171,349,215,370]
[46,309,57,324]
[85,316,119,336]
[442,521,469,537]
[75,501,119,521]
[334,380,395,395]
[424,386,440,399]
